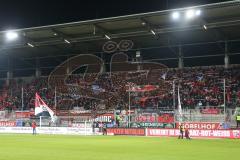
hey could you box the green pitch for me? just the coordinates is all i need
[0,134,239,160]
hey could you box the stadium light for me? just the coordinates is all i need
[64,39,71,44]
[150,29,156,35]
[27,43,35,48]
[136,51,141,58]
[105,34,111,40]
[5,31,18,41]
[203,24,207,30]
[195,10,201,16]
[141,22,146,26]
[185,10,195,19]
[172,12,180,20]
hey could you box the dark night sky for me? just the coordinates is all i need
[0,0,230,30]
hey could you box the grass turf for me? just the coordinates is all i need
[0,134,239,160]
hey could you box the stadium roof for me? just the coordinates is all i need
[0,0,240,77]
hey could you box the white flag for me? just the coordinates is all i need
[177,85,183,122]
[35,93,54,120]
[161,73,167,80]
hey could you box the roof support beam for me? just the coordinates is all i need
[22,32,36,47]
[224,41,230,68]
[200,18,226,51]
[167,36,178,57]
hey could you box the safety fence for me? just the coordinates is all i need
[0,108,239,128]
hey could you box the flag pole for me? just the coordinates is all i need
[40,116,42,128]
[173,80,175,108]
[54,87,57,112]
[21,86,24,125]
[177,84,182,124]
[223,78,226,122]
[128,85,131,128]
[173,80,176,128]
[21,87,24,110]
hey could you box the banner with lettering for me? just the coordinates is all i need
[134,110,174,124]
[0,121,16,127]
[107,128,145,136]
[147,129,240,139]
[176,122,222,130]
[132,122,175,128]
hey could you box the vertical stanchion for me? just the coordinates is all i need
[223,78,226,122]
[40,116,42,128]
[54,87,57,111]
[128,85,131,128]
[21,87,24,126]
[173,80,175,109]
[85,121,87,136]
[173,80,176,128]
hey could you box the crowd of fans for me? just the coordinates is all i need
[0,65,240,113]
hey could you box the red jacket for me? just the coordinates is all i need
[185,128,190,136]
[32,122,36,128]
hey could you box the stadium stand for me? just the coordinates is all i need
[0,65,239,112]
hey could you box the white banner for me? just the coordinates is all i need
[0,127,97,135]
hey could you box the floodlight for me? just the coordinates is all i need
[172,12,180,20]
[64,39,71,44]
[185,10,195,19]
[203,25,207,30]
[150,29,156,35]
[195,10,201,16]
[136,51,141,58]
[5,31,18,41]
[27,43,35,47]
[104,34,111,40]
